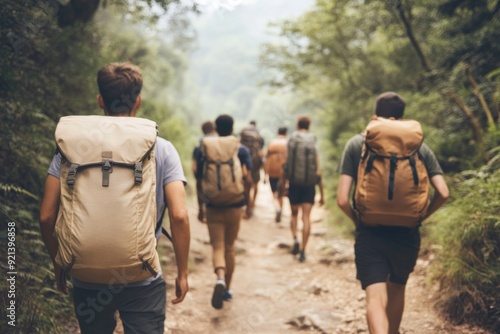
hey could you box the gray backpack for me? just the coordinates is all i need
[285,131,318,186]
[240,127,263,169]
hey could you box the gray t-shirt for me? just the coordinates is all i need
[48,136,187,289]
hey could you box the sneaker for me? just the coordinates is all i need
[211,280,226,309]
[291,241,300,255]
[223,289,233,301]
[275,210,281,223]
[299,250,306,262]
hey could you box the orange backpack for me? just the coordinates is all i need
[354,118,430,228]
[265,138,287,178]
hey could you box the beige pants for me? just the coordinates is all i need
[206,207,242,274]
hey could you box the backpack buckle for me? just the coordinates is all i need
[67,163,79,186]
[102,160,113,187]
[134,162,143,185]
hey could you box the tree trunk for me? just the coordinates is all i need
[392,0,485,142]
[443,91,484,143]
[394,0,431,73]
[466,65,496,130]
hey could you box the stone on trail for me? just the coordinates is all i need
[286,309,342,333]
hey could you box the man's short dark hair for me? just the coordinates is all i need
[215,114,234,136]
[97,62,143,115]
[278,126,288,135]
[297,116,311,130]
[201,121,215,135]
[375,92,405,119]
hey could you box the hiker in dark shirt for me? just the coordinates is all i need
[337,92,449,334]
[283,116,325,262]
[192,120,217,223]
[240,120,264,218]
[195,114,252,309]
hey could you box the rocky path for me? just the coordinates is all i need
[156,182,486,334]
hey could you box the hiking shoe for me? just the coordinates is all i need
[299,250,306,262]
[291,241,300,255]
[223,289,233,301]
[275,210,281,223]
[211,280,226,309]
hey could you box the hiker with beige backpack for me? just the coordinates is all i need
[195,114,253,309]
[336,92,449,334]
[39,62,190,334]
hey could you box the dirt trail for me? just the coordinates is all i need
[158,182,486,334]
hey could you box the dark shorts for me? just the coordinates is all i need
[269,177,279,193]
[288,184,315,205]
[251,165,261,183]
[354,226,420,290]
[73,276,166,334]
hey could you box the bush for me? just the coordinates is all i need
[424,147,500,333]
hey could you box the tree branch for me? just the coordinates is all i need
[443,91,484,143]
[466,65,496,130]
[394,0,432,73]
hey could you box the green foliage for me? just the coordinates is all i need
[1,199,75,333]
[261,0,500,170]
[260,0,500,330]
[1,0,197,331]
[423,148,500,332]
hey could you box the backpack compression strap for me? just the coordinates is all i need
[364,147,420,201]
[61,145,153,187]
[290,143,297,183]
[205,159,236,190]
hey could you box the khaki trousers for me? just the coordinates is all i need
[206,207,242,273]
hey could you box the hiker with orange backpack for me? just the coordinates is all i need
[39,62,190,334]
[195,114,252,309]
[283,116,325,262]
[264,126,288,223]
[337,92,449,334]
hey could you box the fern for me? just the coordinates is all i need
[0,183,38,200]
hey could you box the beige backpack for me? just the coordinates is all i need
[265,138,287,178]
[201,136,245,206]
[354,118,430,228]
[54,115,160,284]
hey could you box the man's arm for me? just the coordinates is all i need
[336,174,357,226]
[39,175,68,294]
[164,180,190,304]
[196,179,205,223]
[317,176,325,206]
[422,174,449,221]
[315,149,324,205]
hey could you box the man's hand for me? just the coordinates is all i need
[197,208,205,223]
[171,275,188,304]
